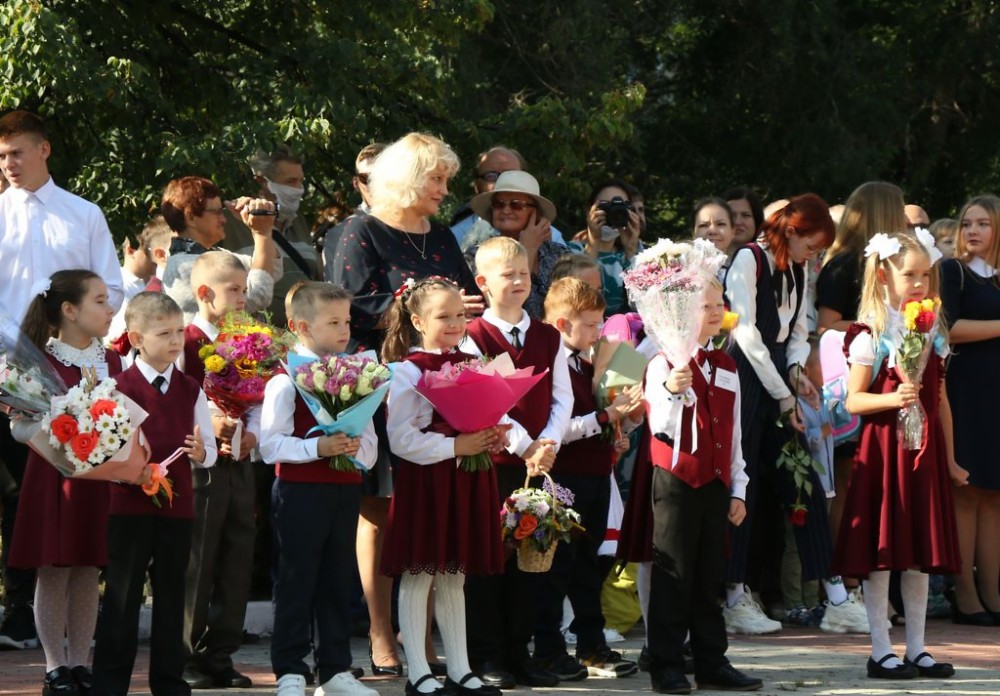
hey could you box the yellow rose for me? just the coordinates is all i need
[903,301,921,331]
[204,355,226,373]
[920,298,935,313]
[721,311,740,332]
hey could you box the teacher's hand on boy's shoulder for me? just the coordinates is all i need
[665,364,693,395]
[728,498,747,527]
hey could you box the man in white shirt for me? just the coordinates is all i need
[0,110,124,649]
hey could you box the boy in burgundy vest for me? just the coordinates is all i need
[644,281,761,694]
[259,282,377,696]
[92,292,217,696]
[460,237,565,688]
[179,252,260,688]
[534,278,645,678]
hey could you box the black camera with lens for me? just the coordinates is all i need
[597,196,634,229]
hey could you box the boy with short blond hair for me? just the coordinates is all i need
[460,236,568,687]
[534,277,644,679]
[179,251,260,689]
[92,292,217,696]
[261,281,377,696]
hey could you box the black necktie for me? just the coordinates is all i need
[569,349,581,372]
[509,326,522,351]
[152,375,167,394]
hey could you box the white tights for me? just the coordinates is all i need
[34,566,101,671]
[863,570,936,668]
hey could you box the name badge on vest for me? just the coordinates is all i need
[715,368,738,393]
[88,362,110,381]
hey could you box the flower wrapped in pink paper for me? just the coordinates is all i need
[415,353,548,472]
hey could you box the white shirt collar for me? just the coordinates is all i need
[192,314,220,341]
[5,177,56,206]
[292,343,319,359]
[482,308,530,336]
[135,357,174,387]
[968,255,997,279]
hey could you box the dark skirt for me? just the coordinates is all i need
[380,457,504,576]
[9,452,110,568]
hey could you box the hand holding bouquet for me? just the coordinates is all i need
[415,353,548,472]
[501,473,583,572]
[896,298,940,450]
[288,351,392,472]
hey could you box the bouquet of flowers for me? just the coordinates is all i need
[34,371,150,481]
[288,351,393,471]
[622,238,728,367]
[0,331,68,419]
[501,473,583,572]
[415,353,548,472]
[896,298,940,450]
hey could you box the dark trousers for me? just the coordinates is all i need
[184,459,256,675]
[0,422,35,615]
[465,466,540,670]
[648,470,730,674]
[533,473,610,659]
[93,515,193,696]
[270,480,360,683]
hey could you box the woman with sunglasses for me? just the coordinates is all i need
[461,171,564,319]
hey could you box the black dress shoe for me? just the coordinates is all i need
[650,668,691,694]
[212,667,253,688]
[638,645,651,672]
[866,655,918,679]
[405,674,442,696]
[70,666,93,696]
[429,662,448,678]
[951,605,994,626]
[473,662,514,689]
[444,673,503,696]
[182,667,215,690]
[43,667,80,696]
[904,653,956,678]
[510,659,559,687]
[695,663,763,691]
[371,660,405,678]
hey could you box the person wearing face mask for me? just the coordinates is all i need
[568,179,642,317]
[221,146,318,328]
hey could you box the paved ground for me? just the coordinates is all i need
[1,620,996,695]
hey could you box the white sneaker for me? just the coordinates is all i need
[562,627,578,645]
[723,592,783,634]
[315,671,379,696]
[276,673,307,696]
[821,588,871,634]
[603,627,626,644]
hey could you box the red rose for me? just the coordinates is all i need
[70,431,100,462]
[915,310,935,333]
[50,414,80,444]
[513,514,539,540]
[89,399,118,420]
[789,507,808,527]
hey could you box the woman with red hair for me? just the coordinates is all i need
[720,194,867,635]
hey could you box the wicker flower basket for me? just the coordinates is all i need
[515,472,560,573]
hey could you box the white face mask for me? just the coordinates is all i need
[266,179,305,220]
[599,225,621,242]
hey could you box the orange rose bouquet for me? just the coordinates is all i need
[500,475,583,572]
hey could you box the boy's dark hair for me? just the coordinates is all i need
[0,110,48,142]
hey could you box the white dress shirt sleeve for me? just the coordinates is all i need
[728,378,749,501]
[539,345,573,447]
[89,208,125,312]
[386,361,457,465]
[726,248,793,401]
[847,331,876,366]
[355,420,378,471]
[260,373,320,464]
[645,355,689,439]
[786,282,812,372]
[193,389,218,469]
[563,411,602,444]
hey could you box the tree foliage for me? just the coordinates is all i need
[1,0,998,241]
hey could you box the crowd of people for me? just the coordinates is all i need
[0,107,996,696]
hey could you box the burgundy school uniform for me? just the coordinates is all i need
[832,324,960,578]
[616,428,654,563]
[110,365,202,519]
[183,323,211,388]
[9,350,122,568]
[379,350,503,576]
[552,360,616,477]
[464,317,560,467]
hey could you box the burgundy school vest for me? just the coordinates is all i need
[648,350,737,489]
[110,365,202,518]
[273,367,362,485]
[183,324,211,388]
[464,318,559,467]
[553,360,616,477]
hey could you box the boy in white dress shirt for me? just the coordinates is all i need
[260,282,377,696]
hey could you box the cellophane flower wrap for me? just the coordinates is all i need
[622,238,728,367]
[0,330,67,420]
[896,298,940,450]
[200,311,293,419]
[289,351,392,472]
[500,476,583,552]
[36,373,150,481]
[415,353,548,472]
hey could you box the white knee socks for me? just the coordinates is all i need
[399,573,439,693]
[862,571,899,667]
[901,570,935,666]
[434,573,481,687]
[35,567,71,671]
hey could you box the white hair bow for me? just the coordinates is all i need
[30,278,51,299]
[864,233,901,261]
[914,227,943,266]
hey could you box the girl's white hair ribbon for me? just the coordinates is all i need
[864,233,901,261]
[30,278,51,299]
[914,227,944,266]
